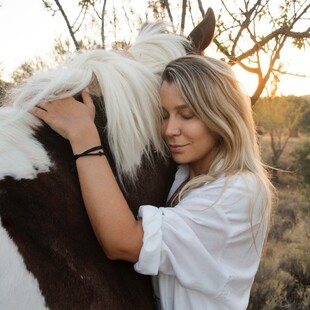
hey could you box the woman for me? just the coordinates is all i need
[31,55,276,309]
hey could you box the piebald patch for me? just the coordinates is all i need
[0,223,48,309]
[0,107,52,180]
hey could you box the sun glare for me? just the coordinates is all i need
[231,53,310,98]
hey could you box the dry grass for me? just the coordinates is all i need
[248,133,310,309]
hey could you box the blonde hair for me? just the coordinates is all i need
[162,55,276,237]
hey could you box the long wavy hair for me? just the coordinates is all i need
[161,55,276,243]
[1,22,191,181]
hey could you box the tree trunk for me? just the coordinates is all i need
[289,127,299,138]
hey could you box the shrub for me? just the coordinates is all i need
[293,141,310,184]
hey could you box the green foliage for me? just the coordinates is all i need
[0,80,11,103]
[293,141,310,184]
[254,96,308,133]
[253,96,309,176]
[293,37,309,49]
[292,141,310,214]
[0,84,6,101]
[254,97,285,131]
[10,56,47,84]
[11,62,36,84]
[78,0,95,6]
[300,108,310,133]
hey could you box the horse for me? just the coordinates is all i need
[0,9,215,310]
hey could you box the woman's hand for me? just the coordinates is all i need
[31,90,96,142]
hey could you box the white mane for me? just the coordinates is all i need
[2,22,190,181]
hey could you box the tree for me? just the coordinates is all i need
[300,104,310,133]
[253,96,308,182]
[10,56,46,84]
[213,0,310,105]
[41,0,143,50]
[0,81,7,102]
[285,96,310,137]
[40,0,309,105]
[0,78,11,102]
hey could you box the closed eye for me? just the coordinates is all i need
[180,108,195,119]
[180,113,194,120]
[178,105,195,120]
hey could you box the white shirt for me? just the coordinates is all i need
[134,165,268,310]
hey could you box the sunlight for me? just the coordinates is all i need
[231,50,310,97]
[232,66,258,97]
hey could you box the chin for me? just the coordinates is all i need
[172,155,187,164]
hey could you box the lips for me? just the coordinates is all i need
[169,144,188,153]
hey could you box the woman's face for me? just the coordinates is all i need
[160,81,218,177]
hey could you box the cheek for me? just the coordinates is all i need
[192,124,216,144]
[204,132,218,150]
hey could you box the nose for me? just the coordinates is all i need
[162,116,181,137]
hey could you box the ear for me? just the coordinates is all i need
[187,7,216,54]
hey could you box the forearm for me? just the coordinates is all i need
[70,124,143,262]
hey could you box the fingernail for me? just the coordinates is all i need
[85,87,90,93]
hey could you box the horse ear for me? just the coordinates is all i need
[188,7,216,53]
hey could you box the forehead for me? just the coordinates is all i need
[160,81,178,96]
[160,82,189,110]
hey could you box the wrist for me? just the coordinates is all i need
[68,122,101,154]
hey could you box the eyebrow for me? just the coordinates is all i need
[166,104,191,111]
[161,104,191,113]
[176,104,190,110]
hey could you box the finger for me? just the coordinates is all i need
[29,106,48,121]
[36,102,49,111]
[82,89,95,109]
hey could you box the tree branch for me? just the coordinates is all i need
[180,0,187,35]
[101,0,107,49]
[163,0,174,27]
[52,0,80,50]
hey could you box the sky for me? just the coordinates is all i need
[0,0,309,97]
[0,0,66,76]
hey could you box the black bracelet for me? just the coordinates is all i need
[71,145,105,173]
[73,145,105,160]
